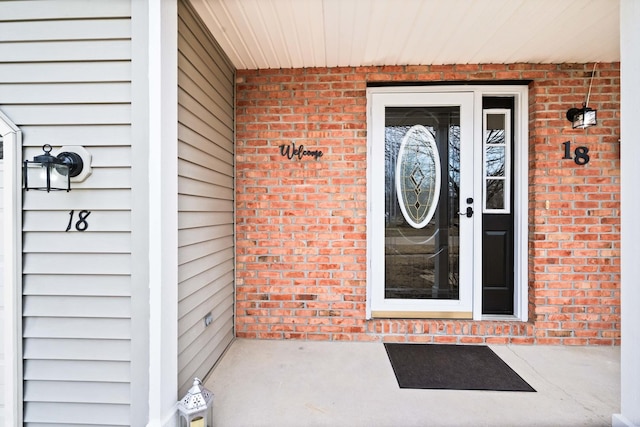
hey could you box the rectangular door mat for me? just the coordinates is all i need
[384,343,535,392]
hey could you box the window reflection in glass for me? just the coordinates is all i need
[486,179,505,210]
[384,107,460,301]
[484,112,508,212]
[486,146,505,177]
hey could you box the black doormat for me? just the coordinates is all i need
[384,343,535,392]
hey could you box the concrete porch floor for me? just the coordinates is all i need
[204,339,620,427]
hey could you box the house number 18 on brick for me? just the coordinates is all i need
[562,141,590,165]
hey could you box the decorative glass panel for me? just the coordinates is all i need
[395,125,441,229]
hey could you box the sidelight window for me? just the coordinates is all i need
[483,110,511,213]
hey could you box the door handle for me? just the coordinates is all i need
[458,206,473,218]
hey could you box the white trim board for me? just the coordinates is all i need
[145,0,180,425]
[615,1,640,425]
[1,108,24,426]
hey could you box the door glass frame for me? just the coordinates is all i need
[366,85,529,321]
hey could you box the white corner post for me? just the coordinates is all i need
[1,109,24,426]
[141,0,179,425]
[614,1,640,426]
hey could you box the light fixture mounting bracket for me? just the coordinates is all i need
[53,145,93,182]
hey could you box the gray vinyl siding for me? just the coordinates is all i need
[177,0,235,397]
[0,1,133,425]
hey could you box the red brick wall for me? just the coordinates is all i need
[235,63,620,345]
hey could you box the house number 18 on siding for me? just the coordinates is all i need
[66,210,91,232]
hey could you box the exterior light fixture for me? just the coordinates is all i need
[566,63,598,129]
[566,106,597,129]
[177,378,214,427]
[23,144,92,192]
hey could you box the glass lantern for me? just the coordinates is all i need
[177,378,214,427]
[567,106,597,129]
[23,144,71,192]
[23,144,85,192]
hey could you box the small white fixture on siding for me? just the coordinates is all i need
[23,145,92,192]
[177,378,214,427]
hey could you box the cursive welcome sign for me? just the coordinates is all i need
[279,143,323,160]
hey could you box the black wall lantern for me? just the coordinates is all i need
[24,144,92,192]
[566,63,598,129]
[566,106,597,129]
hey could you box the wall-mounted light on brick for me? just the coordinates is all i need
[566,63,598,129]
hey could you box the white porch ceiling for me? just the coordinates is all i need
[190,0,620,70]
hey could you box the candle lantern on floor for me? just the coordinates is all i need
[177,378,214,427]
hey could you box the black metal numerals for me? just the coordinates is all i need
[66,210,91,232]
[562,141,590,165]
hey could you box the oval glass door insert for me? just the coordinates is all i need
[395,124,441,228]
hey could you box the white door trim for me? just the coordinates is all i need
[366,85,528,321]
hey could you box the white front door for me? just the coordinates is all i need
[369,91,475,318]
